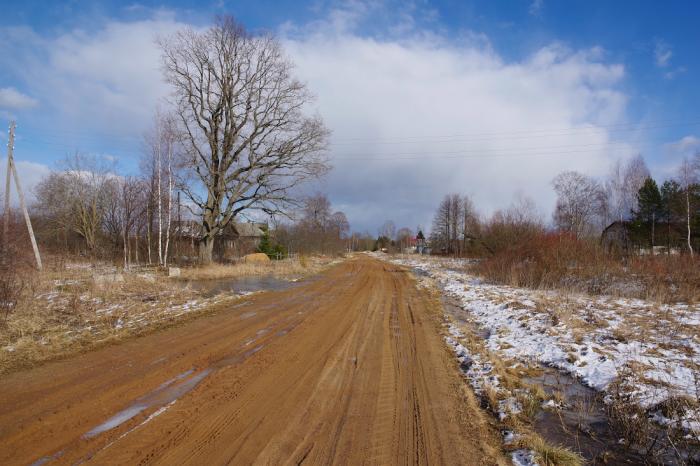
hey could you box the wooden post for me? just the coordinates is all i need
[2,122,13,258]
[6,122,43,270]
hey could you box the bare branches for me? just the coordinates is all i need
[552,171,606,239]
[159,16,329,263]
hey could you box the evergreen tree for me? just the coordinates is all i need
[660,180,683,249]
[257,230,273,256]
[257,230,287,259]
[635,177,662,246]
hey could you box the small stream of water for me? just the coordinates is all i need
[424,267,697,465]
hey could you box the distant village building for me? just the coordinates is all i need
[416,230,428,254]
[601,220,690,255]
[601,221,631,253]
[174,220,267,261]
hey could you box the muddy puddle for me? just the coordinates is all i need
[180,275,299,297]
[523,369,646,464]
[29,311,308,466]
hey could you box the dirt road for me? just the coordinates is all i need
[0,257,502,465]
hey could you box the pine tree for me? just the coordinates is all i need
[257,231,273,258]
[635,177,662,247]
[660,180,683,249]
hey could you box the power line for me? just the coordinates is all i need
[334,141,641,159]
[18,117,700,148]
[12,117,699,163]
[330,119,700,145]
[334,146,643,162]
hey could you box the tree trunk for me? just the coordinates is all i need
[687,189,694,257]
[123,224,128,270]
[198,236,215,264]
[146,202,152,265]
[157,136,163,267]
[164,141,172,267]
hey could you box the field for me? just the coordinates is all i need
[0,256,337,375]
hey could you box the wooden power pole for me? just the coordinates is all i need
[4,121,42,270]
[2,124,11,257]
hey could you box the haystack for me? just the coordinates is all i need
[243,253,271,263]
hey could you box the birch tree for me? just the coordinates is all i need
[159,17,329,264]
[143,112,177,266]
[678,157,697,256]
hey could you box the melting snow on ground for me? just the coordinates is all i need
[392,256,700,436]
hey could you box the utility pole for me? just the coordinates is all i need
[4,121,43,270]
[2,123,12,258]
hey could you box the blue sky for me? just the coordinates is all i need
[1,0,699,232]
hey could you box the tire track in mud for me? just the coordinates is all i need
[0,257,504,465]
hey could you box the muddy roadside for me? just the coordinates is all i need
[395,255,700,465]
[0,256,342,375]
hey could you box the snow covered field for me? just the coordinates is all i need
[392,255,700,438]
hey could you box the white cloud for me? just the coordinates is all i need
[653,135,700,179]
[0,7,638,232]
[654,40,672,68]
[0,87,38,109]
[664,135,700,156]
[0,17,188,137]
[529,0,544,17]
[0,158,50,205]
[284,22,635,230]
[652,40,685,80]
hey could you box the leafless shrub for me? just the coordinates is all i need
[0,267,24,324]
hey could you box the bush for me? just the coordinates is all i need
[0,267,24,324]
[257,231,287,260]
[474,231,700,302]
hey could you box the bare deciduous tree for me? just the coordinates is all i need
[604,155,651,224]
[677,157,697,256]
[379,220,396,241]
[35,154,112,254]
[329,211,350,240]
[273,193,349,255]
[431,194,478,255]
[396,227,413,252]
[622,154,651,218]
[159,17,329,263]
[552,171,605,238]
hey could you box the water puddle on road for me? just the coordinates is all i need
[82,341,271,443]
[83,368,212,439]
[180,275,298,297]
[30,451,64,466]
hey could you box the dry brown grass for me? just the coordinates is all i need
[178,255,340,281]
[474,232,700,303]
[0,259,239,375]
[516,434,584,466]
[0,254,343,375]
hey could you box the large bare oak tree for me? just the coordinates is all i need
[159,17,329,263]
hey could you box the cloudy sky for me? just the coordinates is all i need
[1,0,699,233]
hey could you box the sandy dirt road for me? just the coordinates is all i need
[0,256,502,465]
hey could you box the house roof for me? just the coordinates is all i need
[232,222,265,238]
[173,220,266,239]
